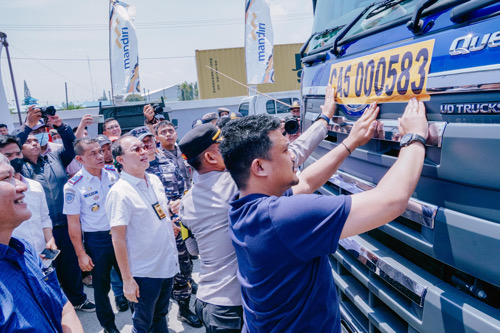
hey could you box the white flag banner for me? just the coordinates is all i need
[245,0,274,84]
[0,43,14,130]
[109,0,140,101]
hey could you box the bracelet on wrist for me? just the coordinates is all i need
[316,113,331,123]
[341,142,352,154]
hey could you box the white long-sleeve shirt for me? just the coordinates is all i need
[12,176,53,253]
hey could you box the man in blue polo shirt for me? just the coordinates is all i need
[0,153,83,332]
[220,90,428,332]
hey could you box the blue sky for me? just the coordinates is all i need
[0,0,313,105]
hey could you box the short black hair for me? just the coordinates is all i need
[73,137,98,156]
[187,154,203,171]
[0,135,21,150]
[111,135,128,159]
[220,115,281,189]
[0,124,7,129]
[155,120,175,135]
[104,117,119,130]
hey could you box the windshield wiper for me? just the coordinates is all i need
[331,2,378,57]
[407,0,438,34]
[300,26,343,59]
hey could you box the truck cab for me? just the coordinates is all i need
[301,0,500,332]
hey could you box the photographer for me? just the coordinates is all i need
[284,101,301,143]
[14,105,95,312]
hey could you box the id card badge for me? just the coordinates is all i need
[152,202,167,220]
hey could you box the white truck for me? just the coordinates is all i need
[237,90,300,119]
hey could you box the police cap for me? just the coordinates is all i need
[179,123,222,160]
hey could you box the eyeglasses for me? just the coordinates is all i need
[142,137,155,146]
[106,125,120,130]
[129,145,149,153]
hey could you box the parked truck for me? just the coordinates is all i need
[300,0,500,332]
[238,90,300,119]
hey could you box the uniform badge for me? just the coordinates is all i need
[94,195,99,200]
[91,203,100,212]
[65,192,75,204]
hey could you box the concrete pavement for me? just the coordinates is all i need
[76,259,204,333]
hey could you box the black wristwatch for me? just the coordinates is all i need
[400,133,426,147]
[315,113,330,123]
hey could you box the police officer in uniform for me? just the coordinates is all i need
[64,137,121,333]
[128,125,202,328]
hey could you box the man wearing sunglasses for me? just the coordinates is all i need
[105,135,179,332]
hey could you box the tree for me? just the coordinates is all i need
[124,94,145,102]
[178,81,199,101]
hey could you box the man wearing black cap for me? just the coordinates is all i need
[178,96,335,331]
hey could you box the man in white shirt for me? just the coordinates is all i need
[64,137,121,333]
[0,135,57,256]
[106,135,179,333]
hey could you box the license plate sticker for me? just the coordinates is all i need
[328,39,435,104]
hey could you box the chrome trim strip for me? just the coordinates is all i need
[329,171,438,229]
[428,64,500,78]
[305,112,447,148]
[339,237,428,306]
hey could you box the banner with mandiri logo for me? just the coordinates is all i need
[245,0,274,85]
[109,0,140,101]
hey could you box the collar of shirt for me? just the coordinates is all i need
[0,237,25,259]
[121,171,149,190]
[198,170,224,182]
[81,166,105,183]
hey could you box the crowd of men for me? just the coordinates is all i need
[0,86,428,333]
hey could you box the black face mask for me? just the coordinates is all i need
[10,158,24,174]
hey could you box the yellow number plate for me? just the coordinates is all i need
[328,39,435,104]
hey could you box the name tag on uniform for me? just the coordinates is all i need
[152,202,166,220]
[83,191,98,198]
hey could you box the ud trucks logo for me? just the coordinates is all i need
[449,31,500,56]
[441,103,500,114]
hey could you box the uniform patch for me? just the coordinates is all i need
[83,191,98,198]
[65,192,75,204]
[67,175,83,185]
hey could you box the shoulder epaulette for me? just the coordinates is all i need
[104,165,116,171]
[68,174,83,185]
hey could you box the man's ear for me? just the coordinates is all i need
[75,155,84,164]
[116,155,124,165]
[250,158,269,178]
[204,151,217,165]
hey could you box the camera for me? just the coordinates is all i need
[39,106,56,117]
[151,103,164,114]
[283,116,300,135]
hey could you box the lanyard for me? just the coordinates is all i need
[129,176,167,220]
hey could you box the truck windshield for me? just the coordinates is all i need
[311,0,419,51]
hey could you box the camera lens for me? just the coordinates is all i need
[284,117,299,135]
